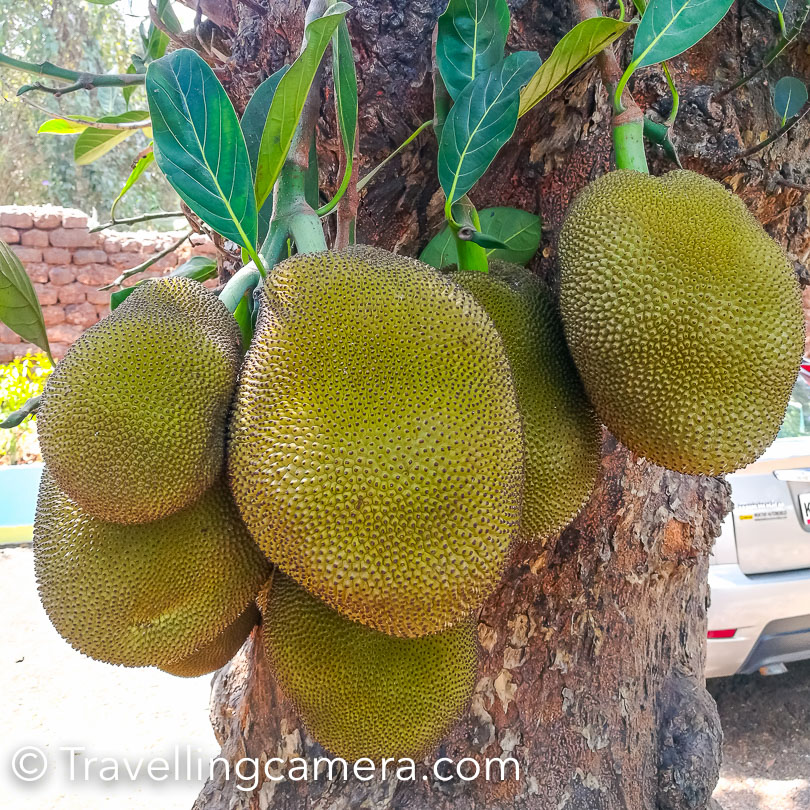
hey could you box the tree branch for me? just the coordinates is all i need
[98,232,192,290]
[738,105,810,159]
[20,97,150,130]
[90,211,184,233]
[0,52,144,95]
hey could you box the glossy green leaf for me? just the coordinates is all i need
[38,117,97,135]
[254,3,351,209]
[110,284,142,310]
[123,63,141,107]
[756,0,787,13]
[467,230,510,250]
[437,0,511,99]
[232,292,254,347]
[241,66,290,243]
[519,18,631,116]
[438,52,541,208]
[147,49,258,251]
[0,239,51,356]
[0,395,41,430]
[333,18,358,167]
[773,76,807,122]
[155,0,183,36]
[170,256,217,281]
[421,206,541,268]
[73,111,150,165]
[111,150,154,220]
[633,0,734,68]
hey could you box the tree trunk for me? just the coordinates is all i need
[192,0,810,807]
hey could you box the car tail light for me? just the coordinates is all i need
[707,629,736,639]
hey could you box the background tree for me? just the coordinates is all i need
[4,0,810,808]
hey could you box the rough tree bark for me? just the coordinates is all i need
[189,0,810,807]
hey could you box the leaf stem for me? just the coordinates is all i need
[356,120,433,192]
[98,231,191,290]
[219,265,262,314]
[0,52,145,94]
[20,98,149,130]
[449,198,488,272]
[661,62,679,125]
[90,210,184,233]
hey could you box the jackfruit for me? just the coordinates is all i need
[229,246,524,638]
[159,603,260,678]
[558,170,804,475]
[37,277,241,524]
[450,262,600,540]
[34,469,270,668]
[258,573,476,762]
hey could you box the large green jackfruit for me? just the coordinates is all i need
[159,604,260,678]
[34,470,270,668]
[37,277,241,524]
[558,170,804,475]
[229,246,524,638]
[450,263,600,540]
[258,573,476,762]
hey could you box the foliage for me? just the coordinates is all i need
[0,353,52,465]
[0,0,176,223]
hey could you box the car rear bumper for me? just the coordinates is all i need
[707,563,810,678]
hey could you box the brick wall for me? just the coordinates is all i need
[0,205,215,363]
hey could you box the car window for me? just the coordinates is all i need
[778,371,810,438]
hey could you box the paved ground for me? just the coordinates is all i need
[0,547,218,809]
[710,661,810,810]
[2,545,809,809]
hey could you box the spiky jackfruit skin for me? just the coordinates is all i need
[37,277,241,524]
[450,263,600,540]
[159,603,259,678]
[33,470,270,668]
[559,170,804,475]
[229,246,524,638]
[258,573,476,762]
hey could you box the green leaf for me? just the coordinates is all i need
[756,0,788,13]
[111,150,155,220]
[110,284,143,310]
[155,0,183,36]
[519,18,631,116]
[232,292,254,347]
[147,49,258,252]
[123,63,140,107]
[170,256,217,281]
[38,117,97,135]
[333,18,358,167]
[85,0,119,5]
[254,3,351,209]
[633,0,734,68]
[437,0,511,99]
[421,206,541,268]
[241,66,290,243]
[466,230,511,250]
[0,240,51,357]
[0,395,41,430]
[773,76,807,122]
[438,51,541,208]
[73,110,150,165]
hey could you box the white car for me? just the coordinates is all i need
[707,372,810,678]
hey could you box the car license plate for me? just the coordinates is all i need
[798,493,810,526]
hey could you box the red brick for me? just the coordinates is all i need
[21,229,49,247]
[57,283,87,304]
[0,226,19,244]
[49,265,76,286]
[103,238,122,254]
[62,211,89,229]
[34,283,58,306]
[0,323,21,344]
[110,252,148,270]
[73,249,108,266]
[32,210,62,229]
[76,263,118,286]
[51,343,70,360]
[120,237,148,252]
[94,304,110,319]
[0,344,18,363]
[65,302,98,327]
[42,306,65,326]
[86,287,112,306]
[11,246,42,263]
[26,263,49,283]
[49,227,97,248]
[47,323,84,344]
[43,247,71,264]
[0,209,34,228]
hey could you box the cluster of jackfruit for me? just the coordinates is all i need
[33,170,804,762]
